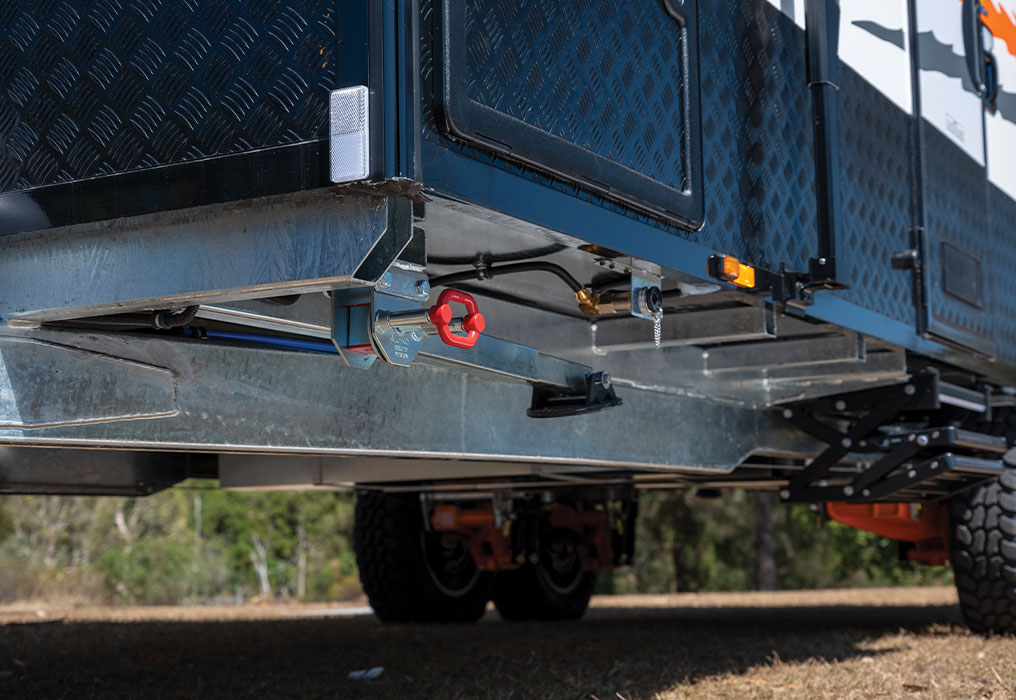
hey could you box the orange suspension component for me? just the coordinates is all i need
[826,501,950,566]
[430,503,518,571]
[430,502,621,572]
[548,504,615,570]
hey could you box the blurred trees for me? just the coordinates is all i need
[606,489,952,594]
[0,483,359,606]
[0,484,951,606]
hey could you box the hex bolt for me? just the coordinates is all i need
[916,434,929,447]
[599,372,612,389]
[843,486,854,496]
[841,437,853,448]
[908,470,917,478]
[834,400,847,411]
[416,279,431,298]
[862,489,871,497]
[780,489,791,500]
[782,408,794,419]
[931,461,939,470]
[376,271,393,290]
[859,440,867,448]
[904,384,916,395]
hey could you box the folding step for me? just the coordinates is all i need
[778,369,1010,503]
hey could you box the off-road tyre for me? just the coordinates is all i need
[493,564,597,621]
[950,469,1016,635]
[354,491,492,623]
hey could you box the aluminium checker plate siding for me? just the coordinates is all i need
[0,0,338,235]
[421,0,817,273]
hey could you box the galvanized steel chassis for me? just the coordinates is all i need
[1,0,1014,502]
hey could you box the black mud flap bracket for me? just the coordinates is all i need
[527,372,622,419]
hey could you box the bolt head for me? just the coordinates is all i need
[377,272,393,289]
[908,470,917,478]
[841,437,853,448]
[916,434,929,447]
[904,384,916,395]
[416,279,431,297]
[782,408,793,419]
[780,489,790,500]
[843,486,854,496]
[599,372,612,389]
[835,400,847,411]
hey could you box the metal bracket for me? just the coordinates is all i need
[629,269,663,321]
[332,266,432,369]
[778,370,1007,502]
[527,371,622,419]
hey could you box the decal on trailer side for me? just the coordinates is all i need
[765,0,805,29]
[916,0,986,165]
[840,0,913,115]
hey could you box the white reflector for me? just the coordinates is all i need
[329,86,370,183]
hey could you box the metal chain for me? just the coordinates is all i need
[653,310,662,349]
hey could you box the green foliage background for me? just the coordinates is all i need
[0,484,950,606]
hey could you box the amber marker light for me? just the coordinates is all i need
[708,255,756,289]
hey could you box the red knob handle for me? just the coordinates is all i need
[429,289,485,349]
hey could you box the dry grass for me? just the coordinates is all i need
[1,587,1013,699]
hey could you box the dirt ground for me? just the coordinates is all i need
[1,586,1014,699]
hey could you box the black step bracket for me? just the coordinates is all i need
[527,371,622,419]
[782,427,1006,502]
[780,372,941,496]
[789,453,1007,503]
[779,367,1008,503]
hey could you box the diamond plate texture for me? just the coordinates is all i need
[423,0,815,266]
[922,126,993,349]
[421,0,677,235]
[990,184,1016,366]
[0,0,336,192]
[460,0,688,192]
[696,0,815,270]
[835,65,914,324]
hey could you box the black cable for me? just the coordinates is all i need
[262,294,301,306]
[60,305,199,330]
[426,243,567,266]
[429,261,584,294]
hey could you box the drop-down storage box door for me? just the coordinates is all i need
[434,0,704,231]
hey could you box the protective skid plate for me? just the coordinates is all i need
[437,0,703,229]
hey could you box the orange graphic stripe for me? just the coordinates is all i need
[981,1,1016,57]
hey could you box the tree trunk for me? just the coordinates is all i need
[250,532,272,599]
[754,491,777,591]
[296,519,308,600]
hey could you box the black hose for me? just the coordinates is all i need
[154,306,199,328]
[63,305,199,329]
[426,243,567,266]
[429,261,584,294]
[262,294,301,306]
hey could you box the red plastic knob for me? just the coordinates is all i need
[429,289,485,349]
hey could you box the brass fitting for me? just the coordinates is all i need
[575,288,600,316]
